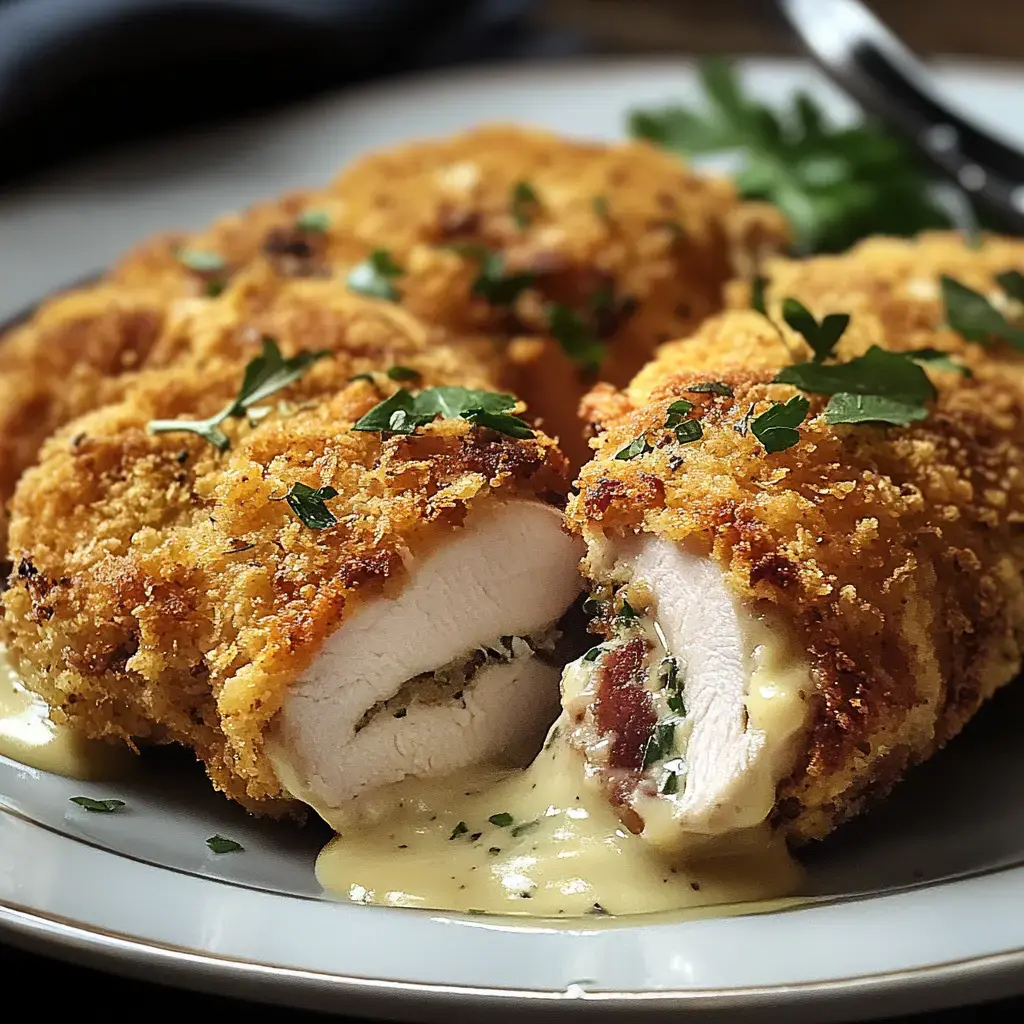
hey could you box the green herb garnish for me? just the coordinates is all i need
[510,180,540,229]
[664,398,703,443]
[685,381,734,397]
[296,210,330,233]
[450,821,469,839]
[510,818,539,838]
[488,812,514,827]
[664,399,694,424]
[618,598,639,623]
[207,835,244,854]
[547,303,606,369]
[178,248,226,273]
[660,770,680,795]
[941,275,1024,350]
[593,195,610,220]
[906,348,972,377]
[751,275,768,315]
[352,386,534,440]
[70,796,124,813]
[781,298,850,362]
[349,372,377,384]
[750,395,810,453]
[148,337,329,451]
[386,365,421,382]
[629,59,953,253]
[446,245,536,305]
[614,436,651,461]
[996,270,1024,303]
[582,646,604,662]
[347,249,405,301]
[775,346,937,426]
[643,721,678,768]
[284,482,339,530]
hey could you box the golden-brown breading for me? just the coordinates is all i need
[2,334,569,808]
[1,126,786,505]
[572,233,1024,843]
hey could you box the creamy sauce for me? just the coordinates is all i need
[0,646,127,779]
[315,731,802,917]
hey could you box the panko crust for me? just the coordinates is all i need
[571,235,1024,842]
[2,353,570,809]
[2,126,787,502]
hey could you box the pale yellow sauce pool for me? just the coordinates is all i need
[0,646,126,779]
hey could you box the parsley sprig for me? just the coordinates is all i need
[941,274,1024,349]
[629,59,954,253]
[353,386,534,440]
[348,249,405,301]
[284,483,339,530]
[148,337,330,451]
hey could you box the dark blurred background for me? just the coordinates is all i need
[1,0,1020,185]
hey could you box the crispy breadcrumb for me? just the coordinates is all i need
[573,233,1024,842]
[2,346,569,808]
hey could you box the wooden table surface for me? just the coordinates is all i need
[541,0,1024,59]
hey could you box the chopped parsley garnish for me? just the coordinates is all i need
[207,835,244,854]
[996,270,1024,303]
[582,646,604,662]
[488,812,514,827]
[685,381,733,397]
[386,365,421,382]
[618,598,639,623]
[488,847,502,855]
[628,58,953,253]
[592,195,610,220]
[664,398,703,443]
[781,298,850,362]
[353,386,534,440]
[547,303,606,370]
[444,244,535,305]
[510,180,540,229]
[751,275,768,315]
[178,248,226,273]
[941,275,1024,350]
[349,372,377,384]
[643,721,678,768]
[659,759,686,795]
[614,435,651,461]
[776,346,937,426]
[750,395,810,453]
[70,796,124,813]
[347,249,405,301]
[148,337,329,451]
[906,348,972,377]
[284,482,339,530]
[664,398,693,423]
[296,210,330,233]
[510,818,539,838]
[450,821,469,839]
[673,419,703,444]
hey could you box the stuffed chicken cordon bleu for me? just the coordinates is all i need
[0,127,786,518]
[0,296,582,812]
[565,233,1024,849]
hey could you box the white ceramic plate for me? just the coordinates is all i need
[4,57,1024,1022]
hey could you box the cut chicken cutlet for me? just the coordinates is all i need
[1,319,581,813]
[565,234,1024,849]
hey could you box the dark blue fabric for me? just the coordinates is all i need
[0,0,564,182]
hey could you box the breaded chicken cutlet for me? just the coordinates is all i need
[1,295,581,811]
[0,126,787,527]
[561,232,1024,849]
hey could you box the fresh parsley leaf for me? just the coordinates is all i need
[618,598,639,623]
[352,386,533,439]
[684,381,733,397]
[751,395,810,453]
[592,195,610,219]
[510,180,540,229]
[996,270,1024,303]
[664,399,694,425]
[284,482,339,530]
[775,346,937,402]
[148,337,329,450]
[386,365,421,382]
[178,248,226,273]
[629,58,954,253]
[615,436,651,461]
[296,210,330,233]
[822,393,928,426]
[906,348,972,377]
[660,769,681,795]
[70,796,125,813]
[207,835,244,854]
[674,419,703,443]
[664,399,703,443]
[449,821,469,839]
[942,275,1024,349]
[464,250,534,305]
[348,249,404,301]
[781,298,850,361]
[643,721,677,768]
[547,303,606,369]
[488,812,514,827]
[751,275,768,315]
[582,646,604,662]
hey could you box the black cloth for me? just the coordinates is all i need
[0,0,562,183]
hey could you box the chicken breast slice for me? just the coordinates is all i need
[562,536,812,851]
[268,500,583,818]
